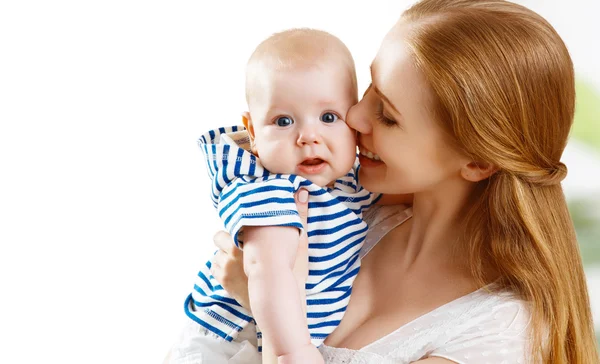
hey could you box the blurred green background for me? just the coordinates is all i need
[572,81,600,149]
[569,79,600,348]
[572,80,600,266]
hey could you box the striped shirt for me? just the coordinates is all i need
[184,125,380,349]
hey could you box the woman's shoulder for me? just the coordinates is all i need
[356,285,532,363]
[320,287,532,363]
[450,285,531,328]
[458,286,531,337]
[424,286,532,363]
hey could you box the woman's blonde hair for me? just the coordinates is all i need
[402,0,598,362]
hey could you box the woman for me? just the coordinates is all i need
[210,0,599,362]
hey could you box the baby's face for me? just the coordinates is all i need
[247,66,357,187]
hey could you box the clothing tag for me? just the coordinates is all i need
[226,130,252,152]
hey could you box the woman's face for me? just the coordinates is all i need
[348,24,466,195]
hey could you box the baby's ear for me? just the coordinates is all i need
[241,111,255,139]
[241,112,258,155]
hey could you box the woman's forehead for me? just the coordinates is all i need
[371,24,413,83]
[371,40,417,99]
[370,30,437,123]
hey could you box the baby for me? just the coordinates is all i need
[169,29,399,363]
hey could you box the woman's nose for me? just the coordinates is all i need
[346,98,373,135]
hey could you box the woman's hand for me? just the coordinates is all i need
[211,230,251,310]
[290,189,310,292]
[210,188,311,313]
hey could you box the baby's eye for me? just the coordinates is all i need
[321,112,338,123]
[276,116,293,127]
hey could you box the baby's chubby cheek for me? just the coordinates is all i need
[253,142,297,175]
[336,137,358,172]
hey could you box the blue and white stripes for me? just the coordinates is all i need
[184,126,380,348]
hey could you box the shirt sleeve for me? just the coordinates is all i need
[428,300,532,364]
[218,177,304,248]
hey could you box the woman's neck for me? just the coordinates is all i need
[402,177,476,269]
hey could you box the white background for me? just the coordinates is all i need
[1,1,598,363]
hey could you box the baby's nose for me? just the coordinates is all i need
[297,124,321,145]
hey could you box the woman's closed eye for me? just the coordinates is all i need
[375,103,398,127]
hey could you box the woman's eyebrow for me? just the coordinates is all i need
[373,86,401,115]
[370,65,401,115]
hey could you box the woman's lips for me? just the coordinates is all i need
[358,145,381,160]
[358,153,384,167]
[358,145,384,167]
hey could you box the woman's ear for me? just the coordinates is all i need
[460,161,498,182]
[241,112,258,154]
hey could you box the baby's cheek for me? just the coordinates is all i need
[258,145,296,174]
[336,142,358,174]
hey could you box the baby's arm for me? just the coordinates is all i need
[243,225,320,362]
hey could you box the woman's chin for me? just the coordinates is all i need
[358,169,381,191]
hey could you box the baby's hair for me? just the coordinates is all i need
[245,28,358,105]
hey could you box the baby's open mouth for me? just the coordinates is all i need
[297,158,327,175]
[301,158,325,166]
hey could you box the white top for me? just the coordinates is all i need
[319,205,532,364]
